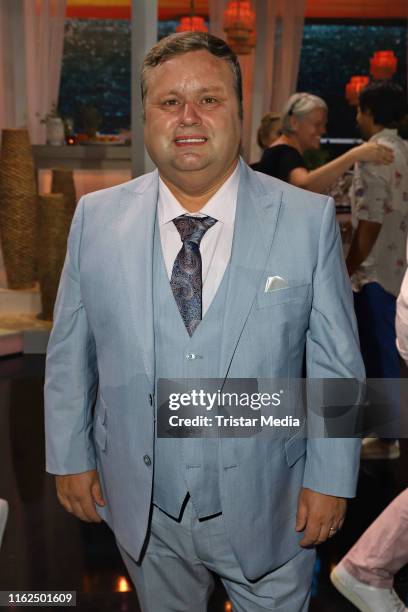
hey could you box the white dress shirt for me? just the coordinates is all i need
[158,163,240,316]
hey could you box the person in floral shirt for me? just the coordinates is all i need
[347,81,408,460]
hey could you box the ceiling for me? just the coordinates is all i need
[66,0,408,20]
[305,0,408,18]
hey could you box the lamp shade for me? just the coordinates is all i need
[345,76,370,106]
[223,1,256,55]
[176,15,208,32]
[370,50,397,80]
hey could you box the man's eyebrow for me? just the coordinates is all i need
[196,86,225,94]
[156,86,226,96]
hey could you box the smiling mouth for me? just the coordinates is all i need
[174,137,208,146]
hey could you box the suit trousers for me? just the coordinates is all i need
[343,488,408,589]
[117,499,315,612]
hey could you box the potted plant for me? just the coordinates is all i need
[40,104,65,146]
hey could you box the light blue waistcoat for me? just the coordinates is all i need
[152,218,230,519]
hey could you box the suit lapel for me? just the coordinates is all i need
[113,163,282,383]
[219,162,283,378]
[116,171,158,384]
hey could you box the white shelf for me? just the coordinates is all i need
[0,287,41,315]
[33,144,132,170]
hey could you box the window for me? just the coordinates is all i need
[297,21,407,138]
[58,19,209,134]
[59,19,131,134]
[58,18,407,138]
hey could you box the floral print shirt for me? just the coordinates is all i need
[350,129,408,297]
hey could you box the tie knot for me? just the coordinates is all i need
[173,215,217,245]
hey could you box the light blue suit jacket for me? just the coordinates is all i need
[45,160,364,580]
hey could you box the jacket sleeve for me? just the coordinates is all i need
[303,197,365,498]
[44,196,99,475]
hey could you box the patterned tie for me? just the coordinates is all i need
[170,215,218,336]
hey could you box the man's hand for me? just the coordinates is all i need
[295,487,347,547]
[55,469,105,523]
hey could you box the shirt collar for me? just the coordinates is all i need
[370,128,398,142]
[158,161,240,227]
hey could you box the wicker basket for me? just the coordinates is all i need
[51,168,77,220]
[0,129,38,289]
[37,193,70,321]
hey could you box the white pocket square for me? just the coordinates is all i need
[264,276,289,293]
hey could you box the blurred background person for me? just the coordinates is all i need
[251,112,281,171]
[329,264,408,610]
[256,111,281,150]
[330,488,408,612]
[254,92,393,190]
[346,81,408,460]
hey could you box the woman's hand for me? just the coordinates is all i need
[352,142,394,165]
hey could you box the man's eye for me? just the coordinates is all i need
[162,99,178,106]
[201,97,217,104]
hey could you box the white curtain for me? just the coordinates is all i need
[209,0,305,163]
[208,0,225,39]
[0,0,66,144]
[0,0,27,133]
[209,0,255,161]
[24,0,67,144]
[251,0,306,162]
[269,0,305,115]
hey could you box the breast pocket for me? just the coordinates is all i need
[256,283,311,309]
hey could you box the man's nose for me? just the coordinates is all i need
[180,101,202,126]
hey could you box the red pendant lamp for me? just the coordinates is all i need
[176,0,208,33]
[370,51,397,81]
[223,0,256,55]
[345,76,370,106]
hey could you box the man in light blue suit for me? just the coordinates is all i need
[45,32,364,611]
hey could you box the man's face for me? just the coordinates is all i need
[143,50,241,189]
[356,106,374,140]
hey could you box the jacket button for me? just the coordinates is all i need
[143,455,151,466]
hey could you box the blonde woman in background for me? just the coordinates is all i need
[251,112,281,171]
[256,112,281,150]
[254,92,393,189]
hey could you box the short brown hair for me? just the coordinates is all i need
[257,112,281,149]
[359,81,406,128]
[141,32,243,120]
